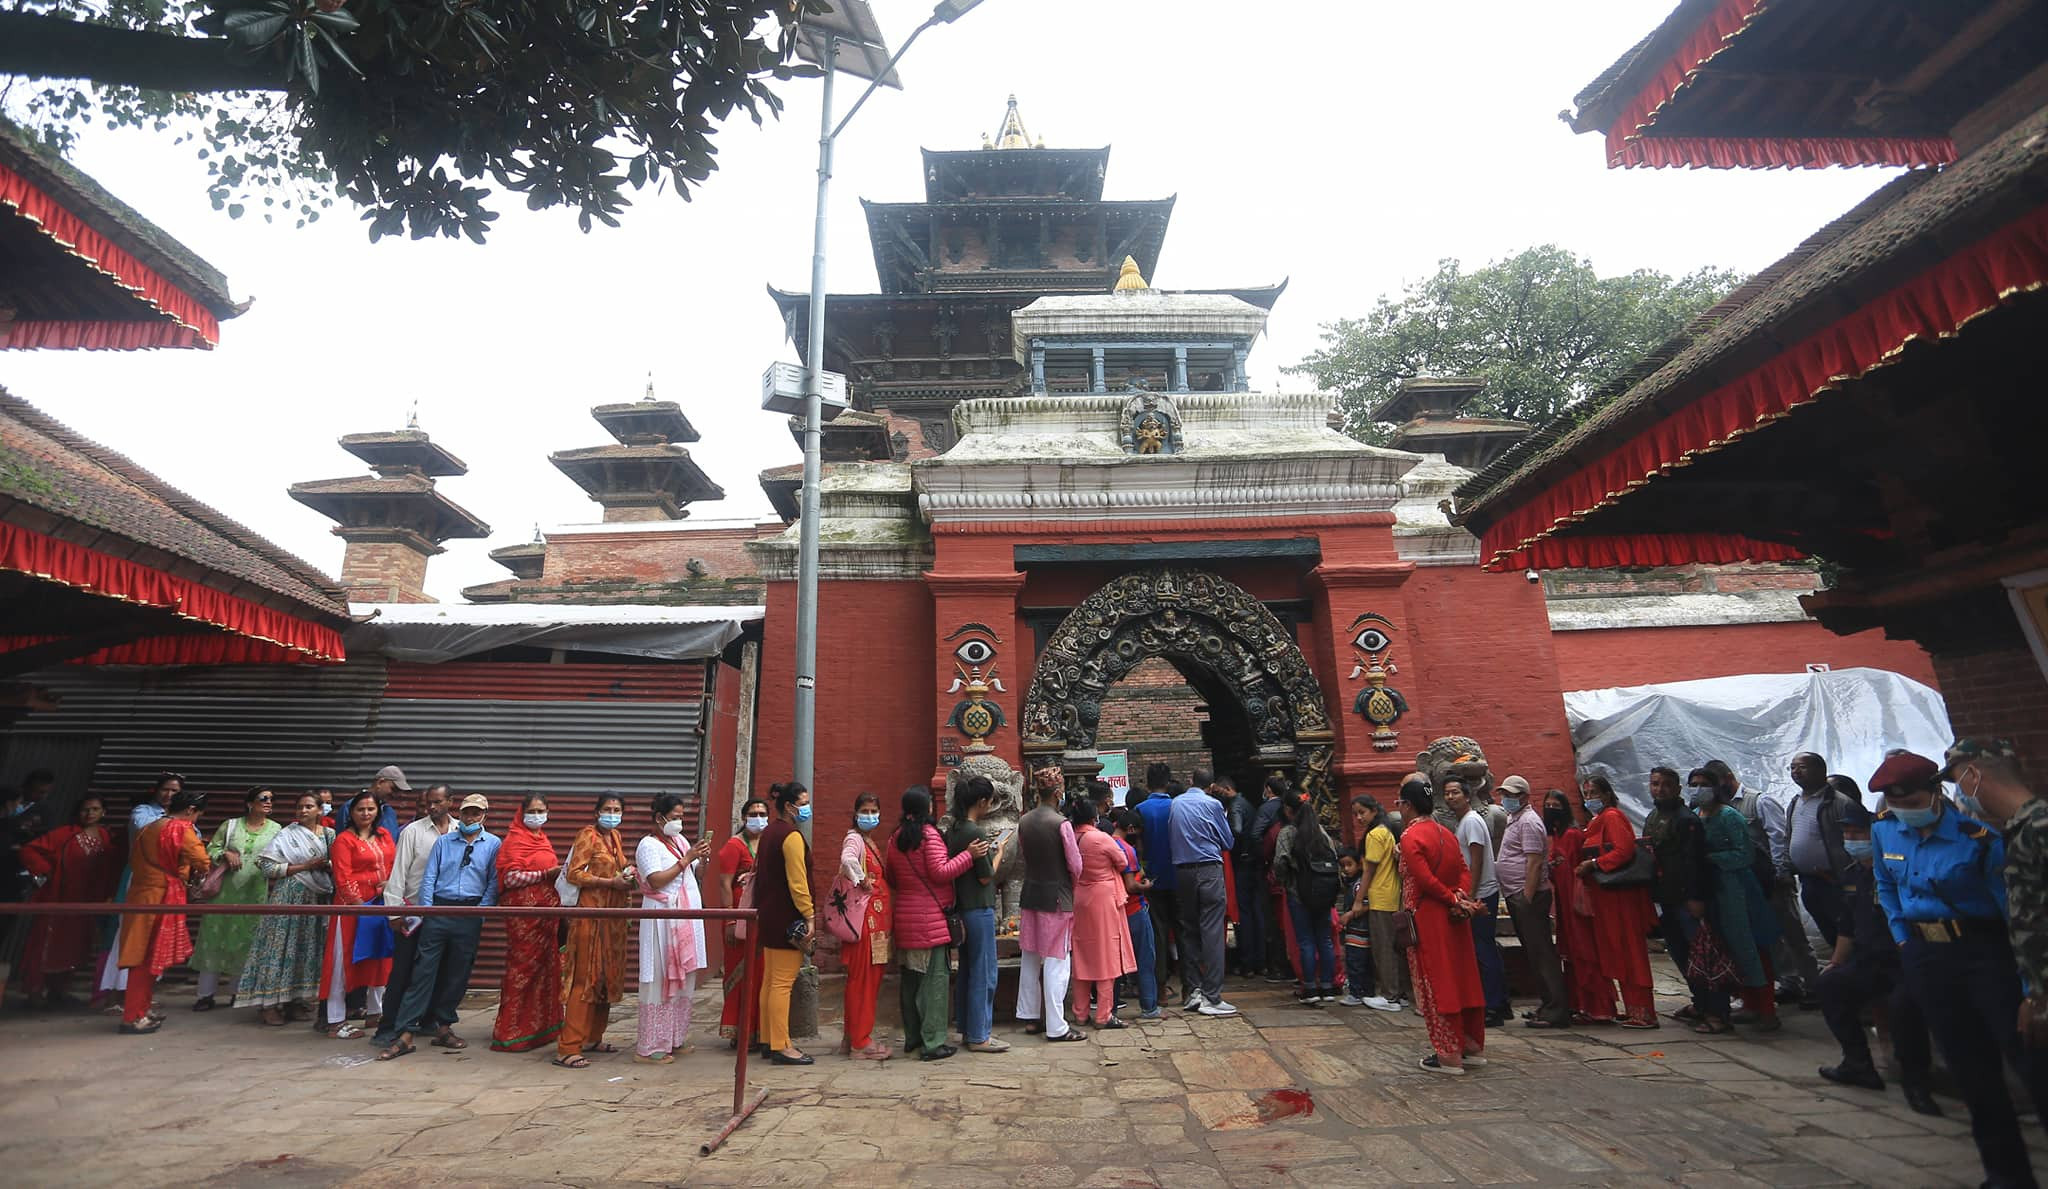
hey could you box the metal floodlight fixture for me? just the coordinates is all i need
[932,0,987,21]
[761,361,849,419]
[792,0,901,88]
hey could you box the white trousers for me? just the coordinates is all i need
[1017,950,1072,1039]
[324,935,383,1024]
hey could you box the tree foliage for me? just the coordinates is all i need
[1287,245,1742,446]
[0,0,824,241]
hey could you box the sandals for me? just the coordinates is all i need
[119,1018,163,1035]
[1096,1016,1127,1030]
[330,1023,367,1040]
[671,1043,696,1057]
[1045,1030,1088,1042]
[852,1044,893,1061]
[1693,1019,1734,1035]
[587,1042,620,1053]
[1620,1018,1661,1030]
[191,996,216,1013]
[260,1008,288,1028]
[553,1053,591,1069]
[431,1030,468,1050]
[633,1052,675,1065]
[1022,1022,1044,1035]
[376,1040,416,1061]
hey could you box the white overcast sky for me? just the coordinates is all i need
[3,0,1894,602]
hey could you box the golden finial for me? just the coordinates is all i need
[1114,256,1149,292]
[994,94,1032,150]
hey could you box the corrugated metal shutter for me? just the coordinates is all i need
[5,660,388,797]
[364,662,712,991]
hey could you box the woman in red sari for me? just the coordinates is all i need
[1574,778,1658,1029]
[492,793,564,1051]
[717,796,767,1045]
[115,791,209,1034]
[1395,781,1486,1074]
[834,792,893,1059]
[1543,789,1614,1022]
[322,791,396,1039]
[20,795,123,1006]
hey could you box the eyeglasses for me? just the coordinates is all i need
[254,796,274,803]
[460,841,477,869]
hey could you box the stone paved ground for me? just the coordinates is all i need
[3,961,2043,1187]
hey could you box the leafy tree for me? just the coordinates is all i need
[1288,245,1742,446]
[0,0,823,241]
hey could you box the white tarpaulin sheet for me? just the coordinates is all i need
[1565,667,1953,821]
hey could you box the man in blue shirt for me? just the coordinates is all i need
[378,792,499,1061]
[1134,763,1181,1005]
[1168,768,1237,1016]
[1871,751,2045,1188]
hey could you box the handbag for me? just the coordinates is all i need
[825,833,874,944]
[554,866,580,908]
[1684,918,1741,992]
[188,860,228,903]
[909,825,965,948]
[1591,840,1657,888]
[1390,907,1418,951]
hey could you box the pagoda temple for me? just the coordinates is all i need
[289,421,489,604]
[549,377,724,522]
[766,97,1284,463]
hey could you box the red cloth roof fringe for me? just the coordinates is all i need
[1603,0,1957,171]
[0,161,221,349]
[0,520,344,664]
[1479,202,2048,572]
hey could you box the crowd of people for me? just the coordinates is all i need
[5,735,2045,1186]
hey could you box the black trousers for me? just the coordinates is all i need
[1903,934,2048,1189]
[391,916,481,1039]
[1148,888,1180,999]
[1818,952,1901,1070]
[1799,876,1841,947]
[370,927,421,1045]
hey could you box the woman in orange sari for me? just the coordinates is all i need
[322,791,396,1039]
[20,795,122,1006]
[115,791,209,1034]
[557,793,634,1068]
[717,797,767,1046]
[493,794,563,1052]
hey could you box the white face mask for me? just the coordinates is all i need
[523,812,548,829]
[662,818,686,837]
[744,815,768,834]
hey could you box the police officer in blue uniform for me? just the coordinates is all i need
[1872,751,2044,1189]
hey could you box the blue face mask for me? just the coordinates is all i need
[1501,796,1524,815]
[1955,793,1986,821]
[795,804,812,823]
[597,812,622,830]
[1892,804,1939,829]
[856,812,881,831]
[1686,788,1714,809]
[1583,798,1605,814]
[1842,838,1874,861]
[457,820,483,837]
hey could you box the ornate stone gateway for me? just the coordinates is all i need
[1020,567,1337,817]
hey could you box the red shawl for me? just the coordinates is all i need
[500,819,559,888]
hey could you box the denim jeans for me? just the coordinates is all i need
[1127,905,1158,1012]
[1342,941,1373,999]
[1286,896,1335,988]
[1471,891,1508,1016]
[954,906,997,1044]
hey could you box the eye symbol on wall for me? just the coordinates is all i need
[1353,628,1390,654]
[954,639,996,665]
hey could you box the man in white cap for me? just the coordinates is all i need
[367,765,409,839]
[378,793,498,1060]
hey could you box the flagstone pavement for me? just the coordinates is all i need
[2,961,2041,1187]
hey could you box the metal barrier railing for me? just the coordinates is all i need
[0,901,768,1155]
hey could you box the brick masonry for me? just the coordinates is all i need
[1931,640,2048,783]
[1095,656,1211,784]
[338,539,433,603]
[1552,620,1939,691]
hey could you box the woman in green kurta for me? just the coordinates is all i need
[1691,769,1780,1019]
[190,787,282,1009]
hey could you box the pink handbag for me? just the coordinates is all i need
[825,869,872,944]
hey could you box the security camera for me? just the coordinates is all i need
[1524,569,1540,584]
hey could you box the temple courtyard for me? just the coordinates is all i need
[1,962,2035,1187]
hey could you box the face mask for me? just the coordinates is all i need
[856,812,881,831]
[1955,792,1986,820]
[744,815,768,834]
[523,812,547,829]
[662,818,685,837]
[1501,796,1523,815]
[597,812,623,830]
[1686,788,1714,809]
[794,804,812,823]
[1583,798,1605,814]
[1842,838,1874,861]
[1543,808,1569,830]
[458,820,483,837]
[1892,805,1939,829]
[320,803,332,817]
[1387,812,1403,827]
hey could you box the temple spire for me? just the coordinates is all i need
[992,94,1039,150]
[1114,256,1150,292]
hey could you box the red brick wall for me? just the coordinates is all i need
[1551,621,1939,692]
[539,525,767,585]
[1931,642,2048,782]
[751,577,934,890]
[339,540,432,603]
[1399,566,1579,796]
[1095,657,1210,781]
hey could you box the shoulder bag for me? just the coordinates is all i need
[913,828,965,948]
[1591,838,1657,888]
[188,819,230,902]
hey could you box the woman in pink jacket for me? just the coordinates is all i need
[885,785,986,1062]
[1068,795,1137,1029]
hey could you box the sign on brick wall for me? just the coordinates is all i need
[1098,748,1129,802]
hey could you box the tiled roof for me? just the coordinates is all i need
[0,387,347,617]
[1455,105,2048,526]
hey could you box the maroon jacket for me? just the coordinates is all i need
[885,823,975,950]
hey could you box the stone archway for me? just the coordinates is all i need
[1019,567,1336,815]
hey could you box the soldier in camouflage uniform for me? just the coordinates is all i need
[1940,738,2047,1046]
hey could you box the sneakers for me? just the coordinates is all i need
[1362,996,1402,1012]
[1818,1062,1883,1091]
[1418,1054,1464,1076]
[1197,997,1239,1017]
[1262,970,1294,984]
[1183,993,1204,1011]
[965,1038,1011,1054]
[1136,1007,1164,1021]
[1296,987,1321,1005]
[1336,994,1366,1007]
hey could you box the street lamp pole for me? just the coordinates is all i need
[792,0,986,790]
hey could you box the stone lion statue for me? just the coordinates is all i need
[1416,736,1493,827]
